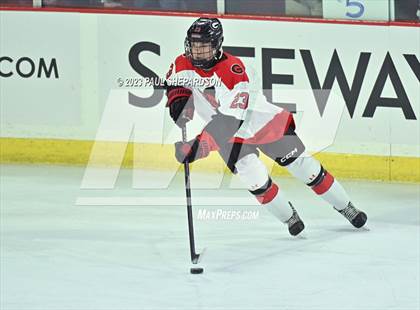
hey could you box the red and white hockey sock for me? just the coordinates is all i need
[286,154,350,210]
[251,179,293,222]
[310,170,350,210]
[235,154,293,222]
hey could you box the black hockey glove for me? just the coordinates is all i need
[166,86,194,128]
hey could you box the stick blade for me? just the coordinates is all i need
[192,248,206,264]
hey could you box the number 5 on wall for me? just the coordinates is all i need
[339,0,365,18]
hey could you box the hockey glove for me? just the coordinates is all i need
[175,139,210,164]
[166,86,194,128]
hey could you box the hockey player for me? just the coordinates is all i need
[165,17,367,236]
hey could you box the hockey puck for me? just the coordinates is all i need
[190,267,204,274]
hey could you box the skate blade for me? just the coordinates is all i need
[359,225,370,232]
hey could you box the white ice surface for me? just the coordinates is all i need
[1,165,419,310]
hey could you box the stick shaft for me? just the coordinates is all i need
[182,125,199,263]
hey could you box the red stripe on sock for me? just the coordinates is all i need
[257,183,279,204]
[312,172,334,195]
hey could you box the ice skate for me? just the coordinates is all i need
[286,204,305,236]
[335,202,367,228]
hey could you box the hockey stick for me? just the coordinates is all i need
[181,124,201,264]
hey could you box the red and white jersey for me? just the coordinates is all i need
[166,52,293,144]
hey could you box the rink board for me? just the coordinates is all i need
[1,137,419,182]
[0,10,419,182]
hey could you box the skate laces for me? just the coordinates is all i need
[287,204,301,226]
[338,202,359,221]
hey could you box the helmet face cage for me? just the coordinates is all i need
[185,18,223,69]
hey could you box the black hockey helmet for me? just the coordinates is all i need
[184,17,224,69]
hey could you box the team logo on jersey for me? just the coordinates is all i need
[231,64,244,75]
